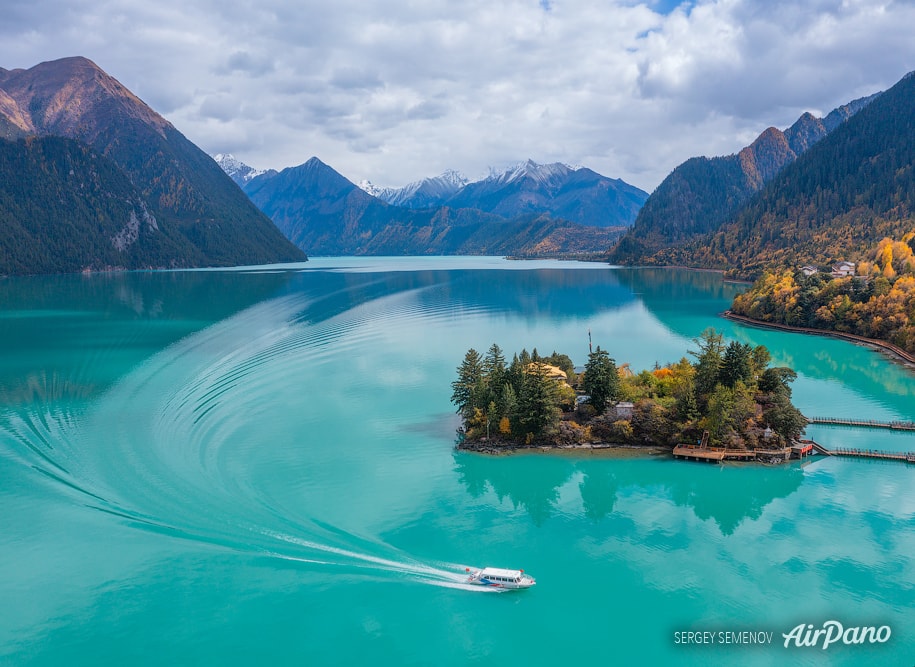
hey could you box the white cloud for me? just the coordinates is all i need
[1,0,913,191]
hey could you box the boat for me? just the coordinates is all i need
[465,567,536,589]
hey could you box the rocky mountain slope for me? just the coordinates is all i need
[0,57,304,275]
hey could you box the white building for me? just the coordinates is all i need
[831,261,856,278]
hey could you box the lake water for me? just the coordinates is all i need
[1,257,912,665]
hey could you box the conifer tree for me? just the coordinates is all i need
[451,348,483,419]
[582,346,620,414]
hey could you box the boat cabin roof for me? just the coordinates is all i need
[479,567,523,578]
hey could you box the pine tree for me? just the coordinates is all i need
[451,349,483,419]
[482,343,507,409]
[518,362,560,438]
[690,328,725,399]
[719,341,754,388]
[582,346,620,414]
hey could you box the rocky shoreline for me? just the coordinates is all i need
[456,440,671,458]
[723,310,915,369]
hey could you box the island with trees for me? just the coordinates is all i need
[451,329,807,461]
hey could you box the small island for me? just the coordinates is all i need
[451,329,808,462]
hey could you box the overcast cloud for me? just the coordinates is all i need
[1,0,913,191]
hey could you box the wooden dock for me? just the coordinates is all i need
[672,445,725,462]
[806,417,915,431]
[672,438,915,465]
[672,445,790,463]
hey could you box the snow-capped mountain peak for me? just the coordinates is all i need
[213,153,268,186]
[358,179,391,198]
[362,169,470,208]
[490,159,574,187]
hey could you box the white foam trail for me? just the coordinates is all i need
[427,581,506,593]
[263,552,338,567]
[264,529,474,585]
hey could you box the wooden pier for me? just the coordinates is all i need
[806,417,915,431]
[816,447,915,462]
[673,438,914,465]
[672,444,791,463]
[798,439,915,463]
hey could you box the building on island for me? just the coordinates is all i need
[610,401,634,419]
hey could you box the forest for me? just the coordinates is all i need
[450,330,806,451]
[731,230,915,353]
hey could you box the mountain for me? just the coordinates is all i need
[213,153,275,188]
[360,170,469,209]
[610,94,878,264]
[357,160,648,226]
[0,57,304,275]
[240,157,623,255]
[444,160,647,227]
[685,70,915,277]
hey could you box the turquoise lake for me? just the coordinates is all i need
[1,257,912,665]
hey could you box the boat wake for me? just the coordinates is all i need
[263,531,501,591]
[1,284,489,593]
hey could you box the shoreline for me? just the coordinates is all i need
[723,310,915,369]
[456,441,671,459]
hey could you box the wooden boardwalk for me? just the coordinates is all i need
[806,417,915,431]
[798,439,915,463]
[821,447,914,462]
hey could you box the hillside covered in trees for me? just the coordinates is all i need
[731,230,915,354]
[609,94,877,266]
[451,332,806,452]
[0,136,213,274]
[653,70,915,278]
[611,74,915,278]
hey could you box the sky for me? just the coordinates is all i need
[2,0,914,192]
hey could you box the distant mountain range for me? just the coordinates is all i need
[610,93,879,265]
[225,157,622,255]
[356,160,648,228]
[216,155,648,255]
[0,57,305,275]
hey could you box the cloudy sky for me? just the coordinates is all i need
[2,0,914,192]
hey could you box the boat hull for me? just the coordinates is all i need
[466,567,536,589]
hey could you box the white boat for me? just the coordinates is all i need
[465,567,536,589]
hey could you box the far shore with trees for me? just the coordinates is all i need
[731,230,915,355]
[450,329,807,455]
